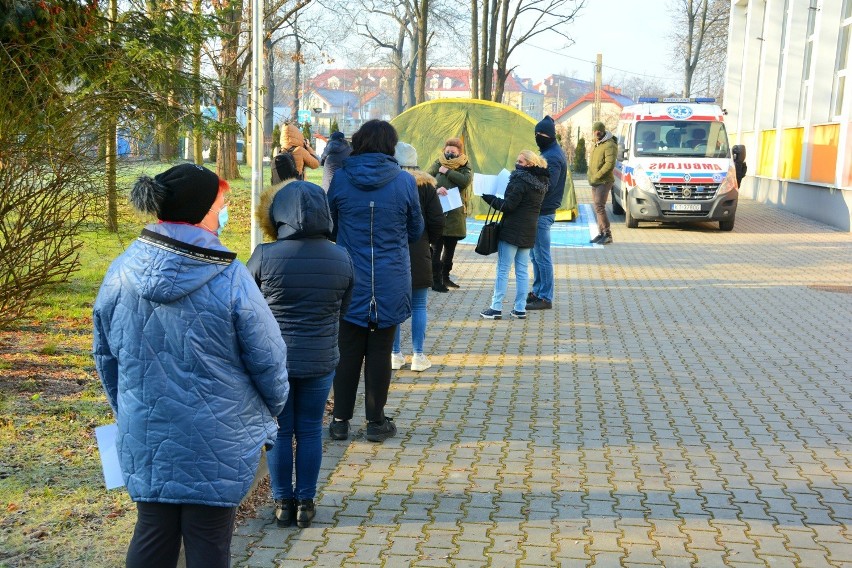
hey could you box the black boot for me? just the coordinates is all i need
[296,499,316,528]
[432,273,449,293]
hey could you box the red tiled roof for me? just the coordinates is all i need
[552,90,623,120]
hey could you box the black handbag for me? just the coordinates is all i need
[475,201,503,256]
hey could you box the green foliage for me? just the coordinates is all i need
[330,119,339,134]
[302,121,312,143]
[208,136,218,163]
[573,137,588,174]
[271,123,281,154]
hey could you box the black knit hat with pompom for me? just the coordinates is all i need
[130,163,219,224]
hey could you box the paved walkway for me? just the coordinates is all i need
[232,182,852,567]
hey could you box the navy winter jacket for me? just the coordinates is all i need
[247,181,355,379]
[320,137,352,191]
[92,223,289,507]
[328,152,424,329]
[538,140,568,215]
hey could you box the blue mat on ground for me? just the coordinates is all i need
[460,203,599,248]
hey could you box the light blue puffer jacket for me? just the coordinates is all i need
[93,223,289,507]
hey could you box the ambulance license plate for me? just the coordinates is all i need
[671,203,701,211]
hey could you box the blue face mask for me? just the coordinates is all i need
[216,206,228,236]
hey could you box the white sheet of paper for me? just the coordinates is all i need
[95,423,125,490]
[472,170,510,198]
[439,187,463,212]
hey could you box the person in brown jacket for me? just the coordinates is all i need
[279,123,320,180]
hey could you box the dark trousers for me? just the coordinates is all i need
[333,320,396,423]
[432,236,460,278]
[126,502,237,568]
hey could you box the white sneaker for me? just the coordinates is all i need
[410,354,432,372]
[391,352,406,370]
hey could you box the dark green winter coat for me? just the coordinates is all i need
[427,160,473,238]
[588,132,617,186]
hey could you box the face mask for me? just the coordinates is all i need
[216,206,229,236]
[444,152,458,160]
[535,134,551,149]
[595,131,604,140]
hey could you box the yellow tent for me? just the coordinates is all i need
[391,98,578,221]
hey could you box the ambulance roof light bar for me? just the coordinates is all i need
[637,97,716,103]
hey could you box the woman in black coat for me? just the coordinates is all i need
[479,150,549,320]
[391,142,445,372]
[247,180,354,528]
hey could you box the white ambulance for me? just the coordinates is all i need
[611,98,745,231]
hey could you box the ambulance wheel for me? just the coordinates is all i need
[719,217,735,231]
[625,206,639,228]
[611,187,625,215]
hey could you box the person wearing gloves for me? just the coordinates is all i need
[327,120,424,443]
[588,120,618,244]
[391,141,445,373]
[279,123,320,179]
[92,163,289,568]
[479,151,549,320]
[320,131,352,191]
[248,179,354,529]
[527,115,567,311]
[427,137,473,292]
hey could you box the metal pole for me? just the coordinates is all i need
[250,0,264,251]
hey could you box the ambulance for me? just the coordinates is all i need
[611,98,745,231]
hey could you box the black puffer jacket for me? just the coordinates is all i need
[247,180,355,379]
[407,169,445,288]
[482,166,548,249]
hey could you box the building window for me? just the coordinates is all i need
[830,0,851,119]
[430,77,439,89]
[329,77,340,89]
[773,0,790,127]
[379,77,388,89]
[443,77,452,89]
[798,0,819,124]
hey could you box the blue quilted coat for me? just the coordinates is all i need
[92,223,289,507]
[328,152,424,329]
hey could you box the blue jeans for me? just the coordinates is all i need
[267,370,334,501]
[393,287,429,354]
[529,214,555,302]
[490,240,531,313]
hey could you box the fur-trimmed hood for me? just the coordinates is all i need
[256,180,333,242]
[404,168,437,188]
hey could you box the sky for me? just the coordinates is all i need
[508,0,682,93]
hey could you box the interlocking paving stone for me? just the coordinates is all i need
[232,186,852,567]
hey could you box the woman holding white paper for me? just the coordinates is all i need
[427,137,473,292]
[479,150,549,320]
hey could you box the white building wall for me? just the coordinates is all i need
[723,0,852,231]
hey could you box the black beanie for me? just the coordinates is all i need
[535,115,557,139]
[131,163,219,224]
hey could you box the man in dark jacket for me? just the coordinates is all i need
[320,131,352,191]
[588,121,617,244]
[247,179,354,529]
[527,115,567,311]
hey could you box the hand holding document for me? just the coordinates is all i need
[472,169,511,198]
[438,187,463,212]
[95,423,125,490]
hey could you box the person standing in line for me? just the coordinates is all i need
[427,137,473,292]
[247,180,354,529]
[279,123,320,180]
[391,142,445,373]
[327,120,424,443]
[479,150,549,320]
[93,164,289,568]
[588,120,618,244]
[527,115,567,311]
[320,131,352,191]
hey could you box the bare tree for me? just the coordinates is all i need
[670,0,728,97]
[473,0,585,102]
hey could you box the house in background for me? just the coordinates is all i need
[304,67,546,131]
[552,87,634,144]
[723,0,851,231]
